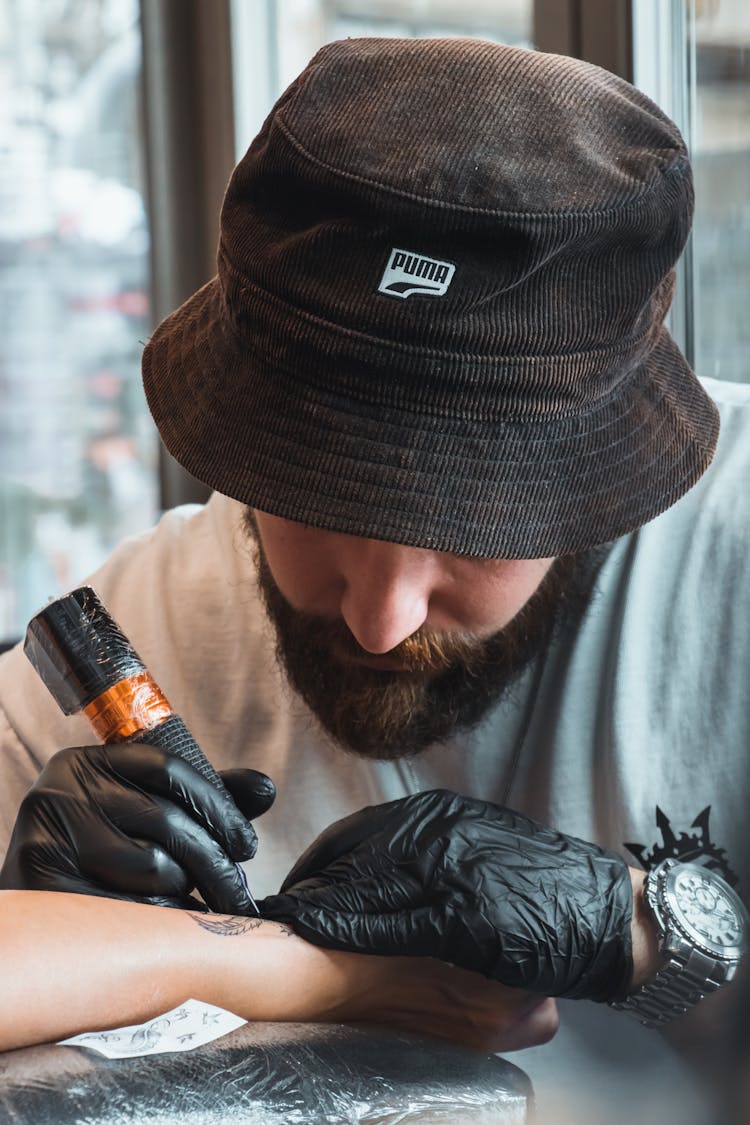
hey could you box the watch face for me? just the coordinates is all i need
[665,863,749,960]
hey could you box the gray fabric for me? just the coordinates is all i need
[0,376,747,1120]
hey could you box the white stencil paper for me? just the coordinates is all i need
[58,998,246,1058]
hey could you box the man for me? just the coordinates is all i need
[0,36,748,1122]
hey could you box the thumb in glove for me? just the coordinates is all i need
[219,769,276,823]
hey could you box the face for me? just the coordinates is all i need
[245,511,589,759]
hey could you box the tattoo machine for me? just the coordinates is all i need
[22,584,258,915]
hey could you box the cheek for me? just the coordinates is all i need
[453,558,555,634]
[499,558,554,603]
[253,513,342,613]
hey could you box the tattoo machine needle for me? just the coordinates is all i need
[23,585,259,915]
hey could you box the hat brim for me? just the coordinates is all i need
[143,278,719,559]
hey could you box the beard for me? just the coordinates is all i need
[243,511,598,760]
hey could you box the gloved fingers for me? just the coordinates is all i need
[277,791,466,891]
[262,892,445,961]
[278,798,412,891]
[110,793,257,915]
[142,892,210,912]
[218,769,276,821]
[263,860,431,926]
[91,743,259,862]
[84,839,196,900]
[0,785,192,899]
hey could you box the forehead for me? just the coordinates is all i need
[249,508,555,570]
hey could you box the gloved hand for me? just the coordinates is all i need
[0,744,275,914]
[261,789,634,1002]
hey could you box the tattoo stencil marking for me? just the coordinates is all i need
[188,913,263,936]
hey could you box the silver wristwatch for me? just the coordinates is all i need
[611,857,749,1028]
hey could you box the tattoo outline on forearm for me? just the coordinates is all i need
[188,912,263,936]
[187,912,298,939]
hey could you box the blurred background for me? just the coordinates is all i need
[0,0,748,644]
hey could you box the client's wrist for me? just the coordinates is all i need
[196,914,380,1024]
[628,867,662,991]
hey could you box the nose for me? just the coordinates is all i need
[338,540,435,654]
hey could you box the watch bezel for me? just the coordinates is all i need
[655,860,749,963]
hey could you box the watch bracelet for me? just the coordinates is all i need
[611,946,727,1028]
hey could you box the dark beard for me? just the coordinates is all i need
[244,511,599,760]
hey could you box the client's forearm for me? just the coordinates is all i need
[0,890,561,1055]
[0,890,363,1052]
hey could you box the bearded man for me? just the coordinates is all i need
[0,36,748,1124]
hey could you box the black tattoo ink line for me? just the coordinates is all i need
[188,912,263,936]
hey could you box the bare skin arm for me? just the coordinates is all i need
[0,890,558,1054]
[629,867,661,989]
[0,872,655,1055]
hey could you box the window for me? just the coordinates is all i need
[0,0,156,641]
[634,0,750,383]
[231,0,533,157]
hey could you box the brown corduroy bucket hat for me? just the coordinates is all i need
[142,36,719,559]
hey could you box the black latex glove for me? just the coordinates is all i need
[261,789,633,1002]
[0,744,275,914]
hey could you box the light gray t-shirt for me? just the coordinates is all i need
[1,376,747,1123]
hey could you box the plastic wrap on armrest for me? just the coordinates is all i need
[0,1020,532,1124]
